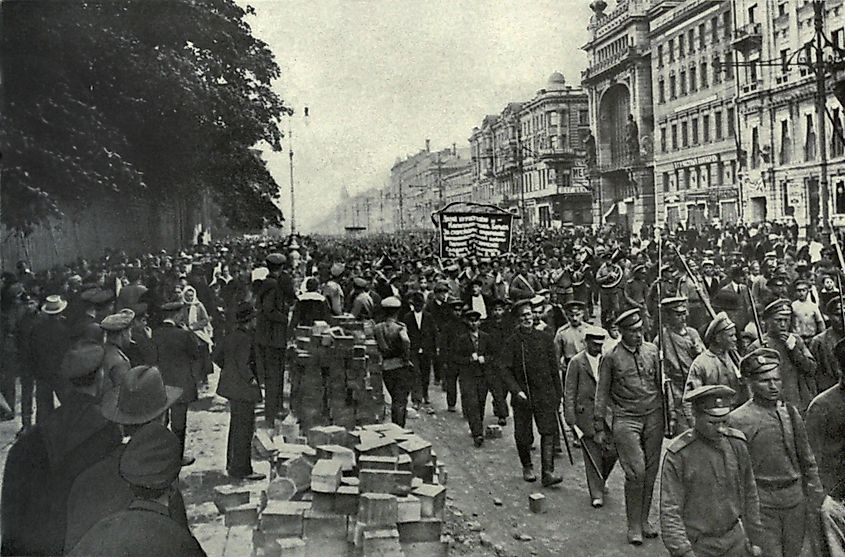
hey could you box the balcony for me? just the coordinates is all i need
[596,152,650,173]
[732,23,762,54]
[538,146,580,162]
[582,46,642,83]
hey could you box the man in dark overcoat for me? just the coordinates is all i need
[64,364,185,551]
[154,300,199,465]
[29,294,72,423]
[254,253,295,428]
[402,291,437,407]
[449,308,494,447]
[480,298,511,425]
[1,342,122,556]
[500,299,563,487]
[213,302,264,480]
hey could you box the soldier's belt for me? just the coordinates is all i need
[691,518,740,542]
[756,477,799,489]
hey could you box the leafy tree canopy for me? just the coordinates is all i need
[1,0,288,233]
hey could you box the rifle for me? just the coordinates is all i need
[830,231,845,328]
[670,244,742,376]
[656,229,674,438]
[748,287,766,348]
[522,342,573,466]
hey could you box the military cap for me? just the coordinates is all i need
[660,296,688,312]
[632,264,646,275]
[704,312,736,344]
[530,295,545,307]
[490,298,510,308]
[615,308,643,329]
[447,296,464,308]
[381,296,402,309]
[131,302,149,318]
[564,300,586,311]
[793,278,811,288]
[353,277,369,288]
[703,250,715,258]
[119,423,182,490]
[265,253,286,266]
[764,251,778,259]
[160,300,184,312]
[684,385,736,416]
[60,342,105,379]
[762,298,792,320]
[512,299,533,313]
[100,309,135,331]
[740,347,780,377]
[702,259,714,267]
[433,281,450,293]
[91,289,115,306]
[330,262,346,277]
[826,297,843,315]
[584,326,607,341]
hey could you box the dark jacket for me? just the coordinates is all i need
[402,309,436,354]
[564,350,607,437]
[64,445,188,552]
[213,325,262,403]
[255,273,296,348]
[712,282,752,334]
[500,327,561,435]
[447,327,494,379]
[1,391,122,556]
[67,500,206,557]
[30,314,71,381]
[154,321,200,403]
[289,292,331,330]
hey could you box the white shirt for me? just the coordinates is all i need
[470,295,487,320]
[413,311,423,330]
[585,351,601,380]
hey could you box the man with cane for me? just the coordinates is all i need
[501,299,563,487]
[564,326,617,508]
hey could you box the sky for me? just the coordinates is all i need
[246,0,593,232]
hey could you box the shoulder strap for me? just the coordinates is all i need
[666,430,696,453]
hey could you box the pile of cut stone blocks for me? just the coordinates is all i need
[288,317,385,430]
[216,422,448,557]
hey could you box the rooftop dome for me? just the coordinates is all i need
[547,72,567,90]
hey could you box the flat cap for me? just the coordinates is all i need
[100,309,135,331]
[584,326,607,341]
[90,289,115,306]
[462,308,482,320]
[60,342,105,379]
[447,296,464,307]
[512,299,533,313]
[683,385,736,416]
[266,253,286,266]
[702,259,714,267]
[661,296,688,312]
[564,300,586,311]
[490,298,510,308]
[433,281,450,293]
[160,300,184,312]
[615,308,643,330]
[131,302,149,318]
[530,295,545,307]
[381,296,402,309]
[768,275,788,288]
[119,423,182,490]
[764,251,778,259]
[704,312,736,344]
[80,288,101,303]
[762,298,792,320]
[740,347,780,377]
[793,278,810,288]
[353,277,369,288]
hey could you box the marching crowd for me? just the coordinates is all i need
[0,221,844,556]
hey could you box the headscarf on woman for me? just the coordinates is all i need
[180,285,213,352]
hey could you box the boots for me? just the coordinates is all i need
[540,436,562,487]
[624,480,644,545]
[518,444,536,482]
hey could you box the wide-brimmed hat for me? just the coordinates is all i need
[101,365,182,425]
[41,295,68,315]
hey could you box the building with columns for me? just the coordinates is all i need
[582,0,661,235]
[650,0,741,231]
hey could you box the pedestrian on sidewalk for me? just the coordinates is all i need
[213,302,265,481]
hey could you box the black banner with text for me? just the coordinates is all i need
[438,212,514,258]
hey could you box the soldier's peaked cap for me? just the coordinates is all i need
[704,312,735,344]
[614,308,642,329]
[762,298,792,320]
[683,385,736,416]
[740,347,780,377]
[660,296,688,312]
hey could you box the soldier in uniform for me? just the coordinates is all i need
[373,297,413,427]
[553,300,589,375]
[100,309,135,393]
[727,347,824,557]
[500,299,562,487]
[655,296,704,431]
[805,337,845,495]
[748,298,818,413]
[594,308,664,544]
[685,312,746,410]
[622,264,650,332]
[809,297,845,393]
[660,385,765,557]
[564,326,617,508]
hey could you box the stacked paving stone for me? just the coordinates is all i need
[215,422,449,557]
[288,317,385,430]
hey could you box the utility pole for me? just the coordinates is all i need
[288,117,296,235]
[516,118,526,227]
[815,0,830,232]
[399,177,405,232]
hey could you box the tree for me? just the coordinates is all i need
[1,0,288,234]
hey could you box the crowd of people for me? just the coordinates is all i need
[0,220,844,555]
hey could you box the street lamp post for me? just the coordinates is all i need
[286,106,309,236]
